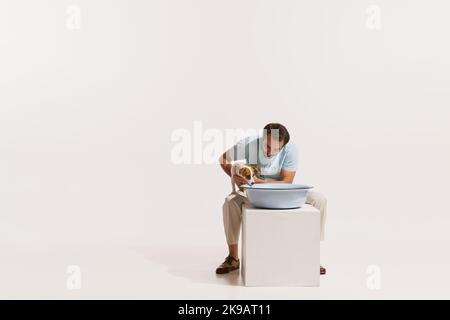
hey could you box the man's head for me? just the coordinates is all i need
[262,123,290,157]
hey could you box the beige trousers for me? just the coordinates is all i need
[222,190,327,245]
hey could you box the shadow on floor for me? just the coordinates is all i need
[129,244,243,286]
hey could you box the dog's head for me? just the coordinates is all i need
[238,166,256,186]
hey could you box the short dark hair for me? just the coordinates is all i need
[263,123,290,145]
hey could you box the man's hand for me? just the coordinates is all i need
[254,177,265,184]
[253,170,296,185]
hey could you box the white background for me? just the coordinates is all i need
[1,0,449,298]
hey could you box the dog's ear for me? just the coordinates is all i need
[250,165,261,177]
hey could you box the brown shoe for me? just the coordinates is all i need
[216,256,240,274]
[320,265,326,275]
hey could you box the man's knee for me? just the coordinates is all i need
[317,193,327,207]
[224,193,237,204]
[223,193,244,215]
[309,191,327,207]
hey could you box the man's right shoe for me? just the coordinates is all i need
[215,255,240,274]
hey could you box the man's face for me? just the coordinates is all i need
[262,133,284,157]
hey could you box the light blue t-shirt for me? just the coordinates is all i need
[226,135,298,181]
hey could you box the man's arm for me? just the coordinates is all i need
[219,152,232,177]
[219,152,248,189]
[255,169,296,184]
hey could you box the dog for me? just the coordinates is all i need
[231,162,261,193]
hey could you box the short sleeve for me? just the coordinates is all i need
[281,143,298,171]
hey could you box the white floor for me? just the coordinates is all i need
[2,216,449,299]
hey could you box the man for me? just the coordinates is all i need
[216,123,327,275]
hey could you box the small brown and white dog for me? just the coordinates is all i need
[231,162,260,192]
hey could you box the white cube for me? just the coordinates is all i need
[241,204,320,287]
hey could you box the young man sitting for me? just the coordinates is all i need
[217,123,327,275]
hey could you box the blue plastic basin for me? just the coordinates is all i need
[242,184,313,209]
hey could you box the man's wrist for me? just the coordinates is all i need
[254,177,265,184]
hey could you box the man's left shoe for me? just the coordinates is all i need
[320,266,326,275]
